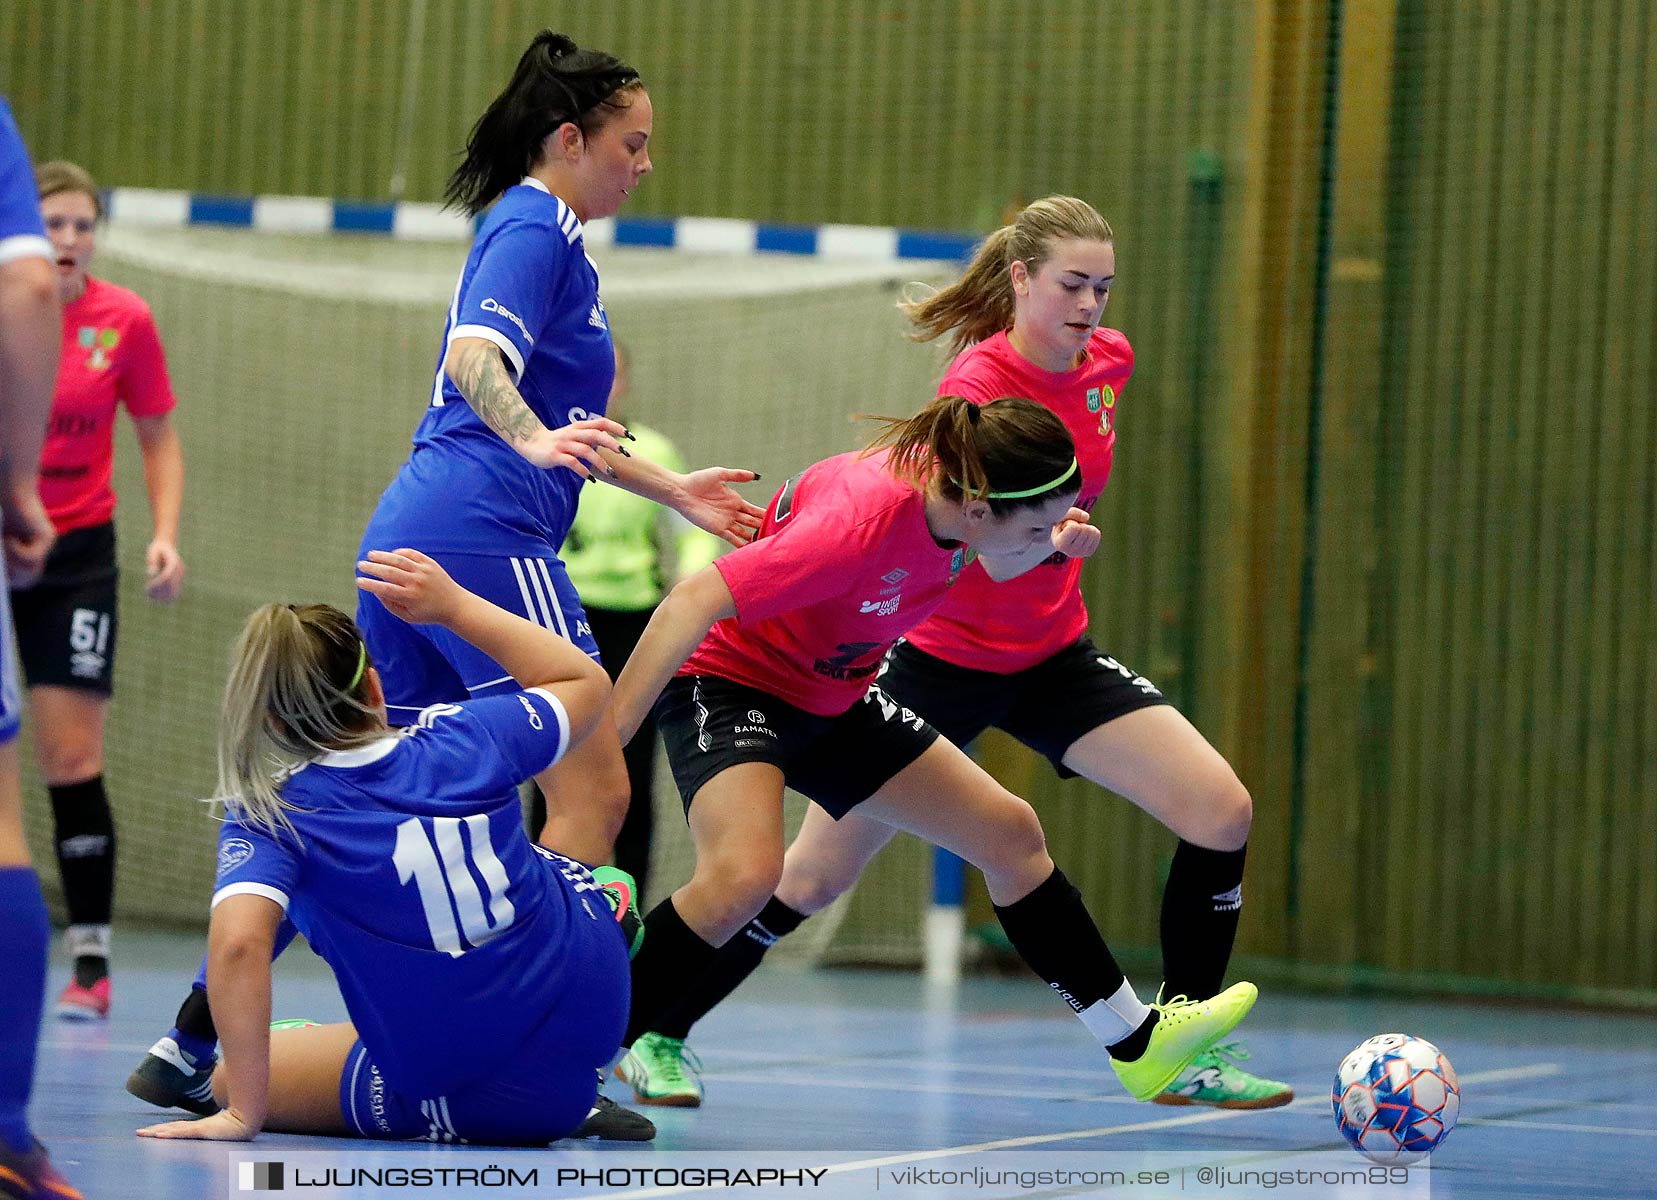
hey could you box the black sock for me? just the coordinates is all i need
[1109,1012,1159,1062]
[652,896,806,1039]
[992,866,1127,1016]
[52,777,116,986]
[175,985,217,1044]
[625,897,718,1047]
[1160,840,1247,1001]
[51,776,116,924]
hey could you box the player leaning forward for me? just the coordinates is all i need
[622,196,1291,1111]
[610,393,1259,1103]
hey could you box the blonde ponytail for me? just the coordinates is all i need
[214,604,381,834]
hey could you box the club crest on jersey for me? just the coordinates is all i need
[217,837,255,878]
[78,326,118,371]
[1089,385,1116,436]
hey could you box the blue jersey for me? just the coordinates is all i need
[365,179,615,557]
[0,98,49,268]
[0,97,47,742]
[210,688,611,1095]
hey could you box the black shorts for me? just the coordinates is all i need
[10,523,119,695]
[657,674,942,820]
[876,636,1169,779]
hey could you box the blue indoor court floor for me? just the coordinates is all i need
[28,930,1657,1199]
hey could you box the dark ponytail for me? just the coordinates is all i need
[445,30,644,217]
[863,396,1077,515]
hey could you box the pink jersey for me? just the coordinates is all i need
[684,449,970,716]
[904,326,1133,673]
[40,277,177,533]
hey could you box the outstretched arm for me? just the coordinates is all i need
[357,548,611,748]
[445,336,628,478]
[595,451,766,549]
[611,565,737,745]
[447,337,763,545]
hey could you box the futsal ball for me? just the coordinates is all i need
[1332,1034,1460,1165]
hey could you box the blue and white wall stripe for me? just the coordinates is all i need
[104,187,977,262]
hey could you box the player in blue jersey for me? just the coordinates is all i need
[0,96,83,1200]
[360,31,763,866]
[133,549,636,1146]
[129,32,754,1135]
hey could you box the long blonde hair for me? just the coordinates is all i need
[863,395,1076,515]
[214,604,382,834]
[901,196,1114,358]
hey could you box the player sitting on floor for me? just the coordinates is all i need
[133,550,640,1146]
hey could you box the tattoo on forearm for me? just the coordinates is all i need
[455,344,541,445]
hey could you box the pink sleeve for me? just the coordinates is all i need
[117,303,177,418]
[713,509,866,625]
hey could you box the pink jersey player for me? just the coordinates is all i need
[10,161,186,1026]
[905,324,1132,671]
[682,447,977,716]
[38,275,176,532]
[609,392,1259,1112]
[617,197,1288,1116]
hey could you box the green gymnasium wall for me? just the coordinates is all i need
[5,1,1653,1002]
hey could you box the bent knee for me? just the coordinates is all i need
[1199,777,1252,851]
[977,793,1050,876]
[777,858,857,915]
[589,769,632,833]
[693,854,784,933]
[37,748,104,786]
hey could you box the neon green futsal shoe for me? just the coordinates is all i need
[1110,982,1258,1102]
[1154,1040,1294,1109]
[616,1032,704,1107]
[269,1018,321,1031]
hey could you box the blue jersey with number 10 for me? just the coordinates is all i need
[366,178,615,558]
[210,688,610,1095]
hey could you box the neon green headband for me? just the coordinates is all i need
[347,641,367,690]
[958,457,1080,500]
